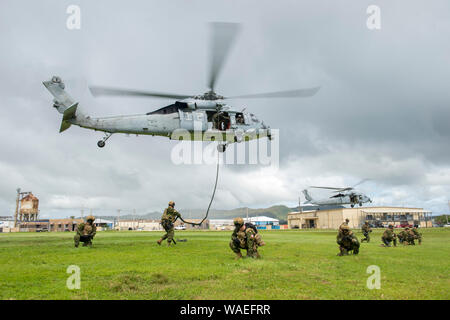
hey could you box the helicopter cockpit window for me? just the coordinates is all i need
[236,113,245,124]
[147,104,181,115]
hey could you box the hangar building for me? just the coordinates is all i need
[287,206,432,229]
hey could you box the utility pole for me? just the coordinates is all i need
[117,209,121,230]
[14,188,21,228]
[447,200,450,224]
[81,209,84,219]
[299,196,303,213]
[246,207,249,221]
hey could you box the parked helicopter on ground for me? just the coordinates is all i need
[43,22,319,152]
[302,180,372,208]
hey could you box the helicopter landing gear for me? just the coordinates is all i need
[359,203,362,207]
[217,143,227,153]
[97,132,113,148]
[351,204,355,208]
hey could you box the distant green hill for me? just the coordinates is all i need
[93,204,344,225]
[95,205,296,224]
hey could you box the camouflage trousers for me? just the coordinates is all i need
[160,222,175,244]
[74,234,93,247]
[229,234,263,258]
[361,232,370,243]
[338,242,360,256]
[382,237,397,247]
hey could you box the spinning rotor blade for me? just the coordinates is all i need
[310,186,347,191]
[310,186,353,193]
[89,86,192,100]
[208,22,241,92]
[351,178,371,189]
[226,87,320,100]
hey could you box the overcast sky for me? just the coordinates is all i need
[1,0,450,218]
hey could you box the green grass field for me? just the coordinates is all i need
[1,228,449,300]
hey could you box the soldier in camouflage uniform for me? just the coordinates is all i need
[157,201,181,246]
[397,227,409,245]
[336,225,360,256]
[74,215,97,247]
[337,218,350,243]
[381,224,397,247]
[361,221,372,243]
[229,217,265,259]
[410,226,422,245]
[339,219,350,233]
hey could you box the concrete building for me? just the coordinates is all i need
[117,219,163,231]
[209,219,234,230]
[49,219,83,232]
[287,206,433,229]
[0,216,15,232]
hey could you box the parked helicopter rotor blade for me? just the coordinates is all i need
[226,87,320,99]
[208,22,241,92]
[89,86,192,100]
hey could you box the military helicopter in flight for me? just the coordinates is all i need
[302,180,372,208]
[43,22,319,152]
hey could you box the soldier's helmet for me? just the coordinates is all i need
[405,227,409,230]
[341,225,350,232]
[345,218,349,223]
[233,217,244,226]
[86,215,95,222]
[168,201,175,207]
[388,224,394,229]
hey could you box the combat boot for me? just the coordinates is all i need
[234,252,243,260]
[157,239,162,245]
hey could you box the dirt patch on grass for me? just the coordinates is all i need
[110,273,144,292]
[150,273,169,284]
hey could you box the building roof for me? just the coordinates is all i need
[245,216,279,222]
[94,218,114,224]
[288,206,431,216]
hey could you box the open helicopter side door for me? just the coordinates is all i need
[178,109,207,131]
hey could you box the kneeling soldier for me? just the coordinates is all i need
[411,226,422,245]
[336,225,360,256]
[381,224,397,247]
[398,228,408,245]
[74,216,96,247]
[229,217,265,259]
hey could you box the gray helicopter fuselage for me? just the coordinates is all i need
[305,191,371,207]
[71,99,270,142]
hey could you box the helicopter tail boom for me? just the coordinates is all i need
[302,189,313,204]
[43,76,80,132]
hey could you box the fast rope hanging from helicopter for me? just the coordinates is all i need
[177,150,221,227]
